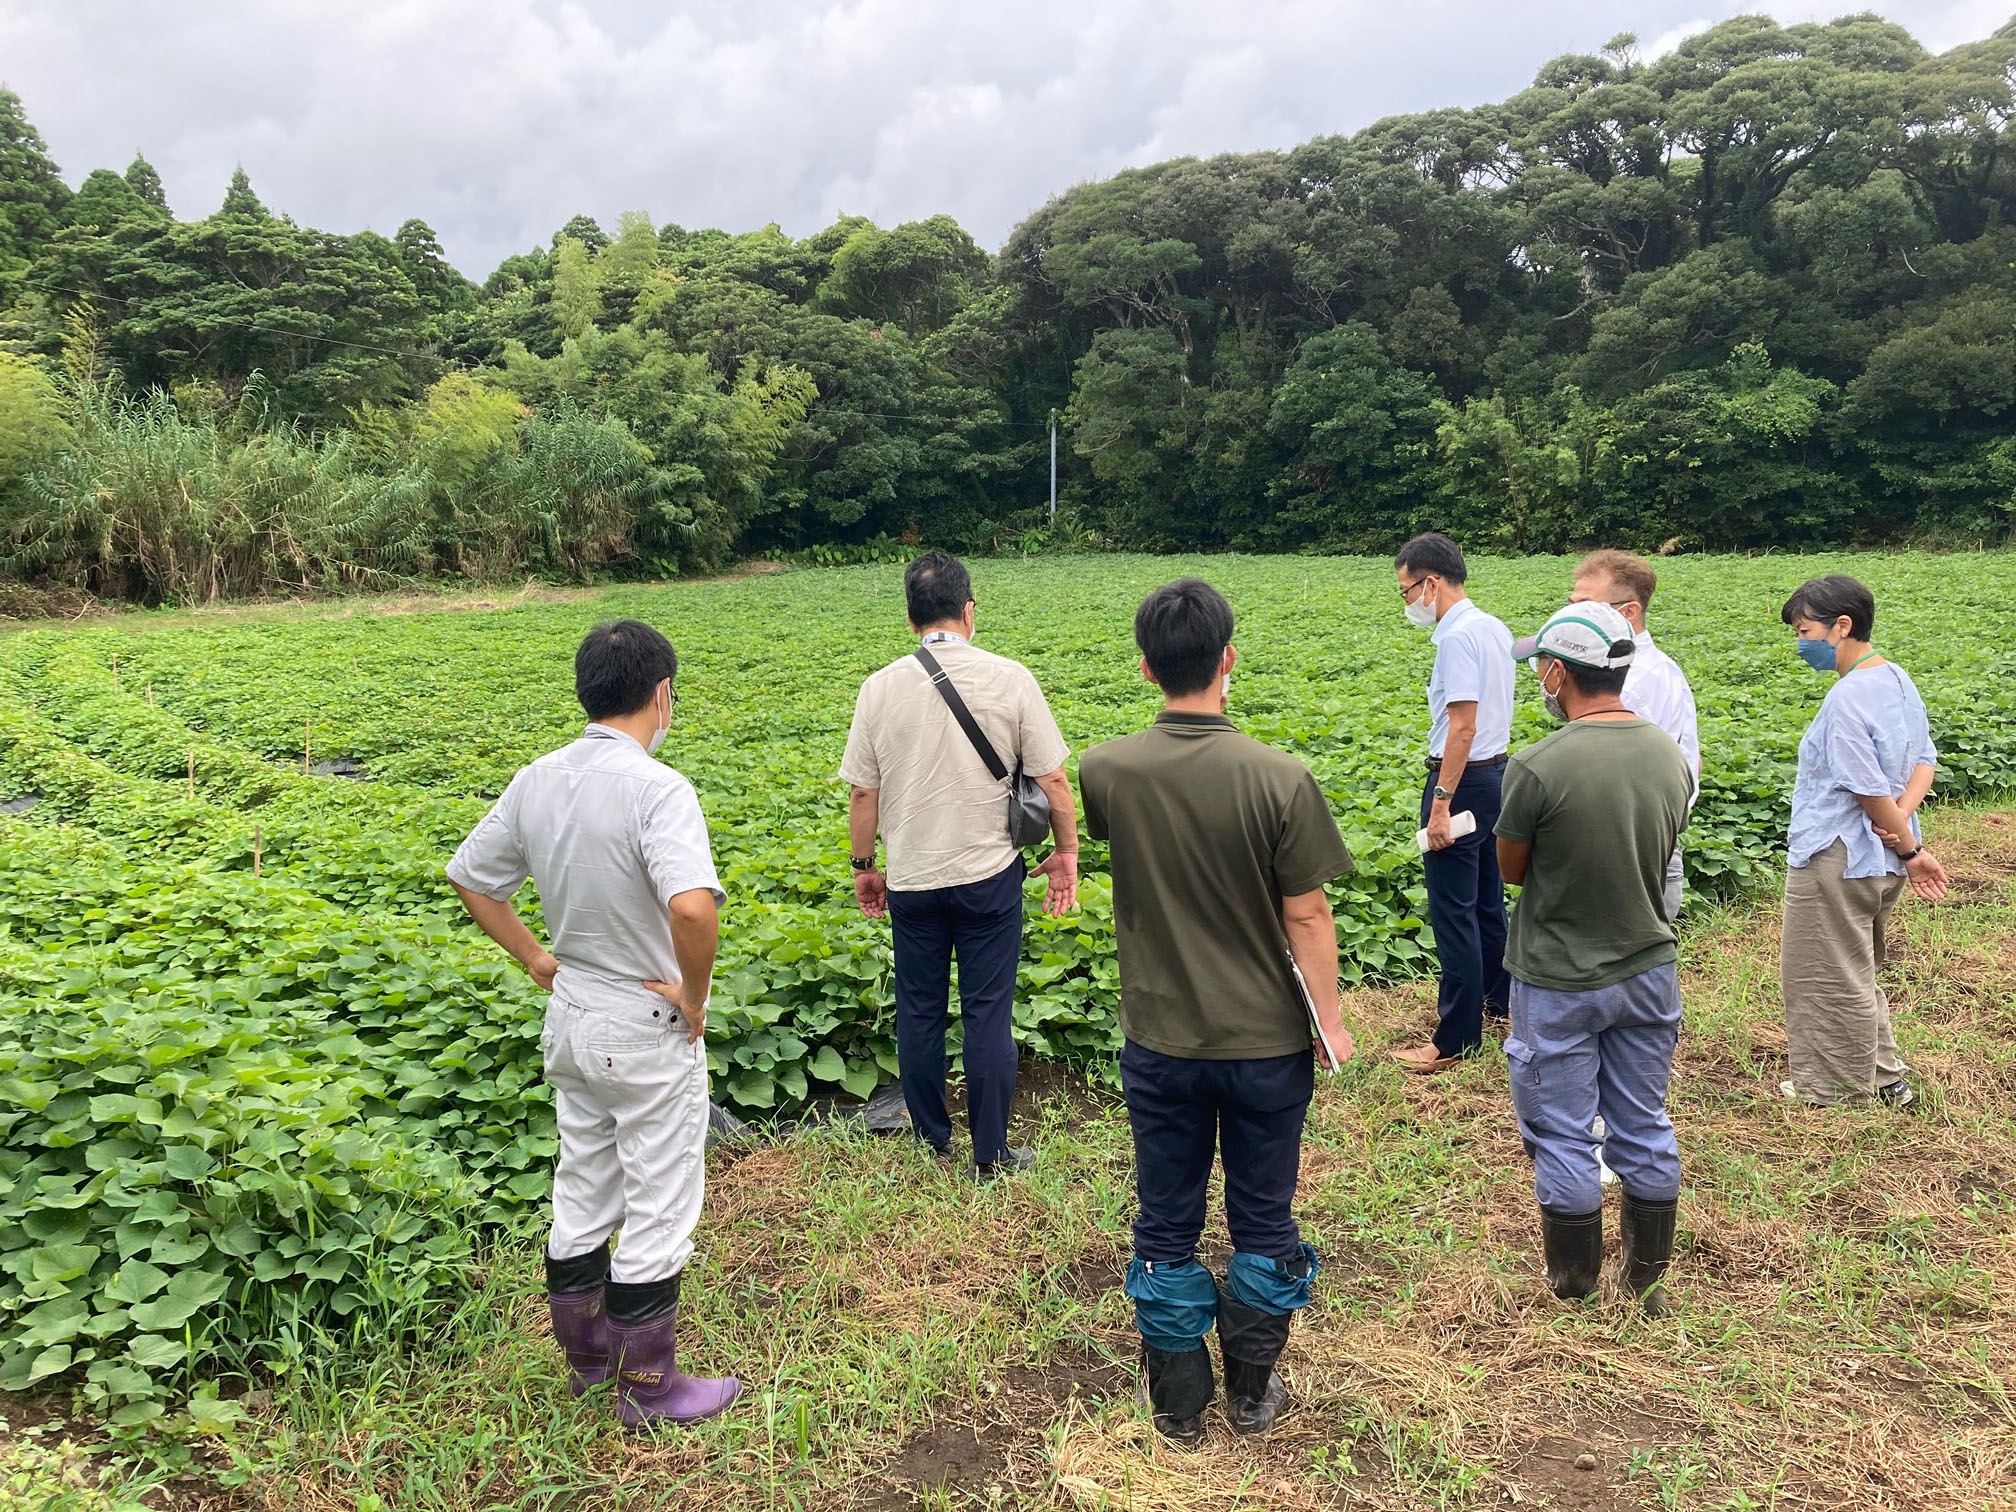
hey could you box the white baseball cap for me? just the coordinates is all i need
[1511,602,1636,669]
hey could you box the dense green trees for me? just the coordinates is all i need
[2,13,2014,601]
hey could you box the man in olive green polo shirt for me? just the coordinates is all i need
[1079,578,1355,1446]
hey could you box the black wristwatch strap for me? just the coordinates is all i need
[1895,845,1922,863]
[851,855,877,872]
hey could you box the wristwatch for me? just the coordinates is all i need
[1432,785,1453,802]
[1895,844,1923,863]
[850,855,877,872]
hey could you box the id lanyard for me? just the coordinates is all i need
[920,631,967,647]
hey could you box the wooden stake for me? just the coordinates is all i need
[146,682,155,709]
[252,824,261,878]
[186,749,195,801]
[303,717,312,775]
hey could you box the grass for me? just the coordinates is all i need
[13,807,2013,1512]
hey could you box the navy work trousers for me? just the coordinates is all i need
[888,858,1024,1164]
[1420,764,1510,1057]
[1120,1040,1313,1265]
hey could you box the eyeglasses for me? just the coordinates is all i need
[1569,594,1639,611]
[1398,575,1434,601]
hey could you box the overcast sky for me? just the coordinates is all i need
[4,1,2009,276]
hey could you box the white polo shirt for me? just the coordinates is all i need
[446,724,723,1019]
[1427,599,1514,760]
[1623,629,1701,796]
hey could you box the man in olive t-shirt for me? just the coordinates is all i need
[1079,580,1354,1446]
[1498,603,1692,1317]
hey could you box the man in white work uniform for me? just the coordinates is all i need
[1569,550,1699,919]
[447,620,738,1430]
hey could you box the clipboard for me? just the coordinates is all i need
[1286,949,1344,1073]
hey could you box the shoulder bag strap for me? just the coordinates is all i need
[914,646,1009,781]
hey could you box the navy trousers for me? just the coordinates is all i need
[1420,764,1510,1057]
[1120,1040,1312,1264]
[888,858,1024,1164]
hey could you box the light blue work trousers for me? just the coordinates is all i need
[1505,962,1682,1215]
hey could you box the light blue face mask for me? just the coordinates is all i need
[1795,635,1837,674]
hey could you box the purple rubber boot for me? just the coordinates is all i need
[547,1288,613,1396]
[609,1308,741,1429]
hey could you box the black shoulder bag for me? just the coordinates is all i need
[914,645,1052,848]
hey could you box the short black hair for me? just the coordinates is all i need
[1135,579,1234,697]
[1558,659,1630,699]
[575,620,677,720]
[905,550,972,628]
[1394,531,1468,584]
[1780,574,1874,641]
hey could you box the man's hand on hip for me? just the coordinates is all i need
[854,867,888,919]
[642,978,706,1042]
[527,950,559,992]
[1033,849,1078,915]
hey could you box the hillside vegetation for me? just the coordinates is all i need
[3,15,2016,603]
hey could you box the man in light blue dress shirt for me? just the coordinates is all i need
[1391,533,1516,1073]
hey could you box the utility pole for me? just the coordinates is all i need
[1048,408,1058,521]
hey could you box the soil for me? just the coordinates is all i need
[857,1345,1125,1509]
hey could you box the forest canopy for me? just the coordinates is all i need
[2,12,2015,602]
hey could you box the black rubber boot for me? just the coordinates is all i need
[1539,1205,1603,1301]
[1214,1294,1292,1436]
[1135,1344,1214,1446]
[1618,1192,1678,1317]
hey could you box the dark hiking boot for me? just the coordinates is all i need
[1618,1192,1678,1317]
[1136,1344,1213,1446]
[607,1309,741,1429]
[1215,1293,1294,1436]
[547,1287,612,1395]
[1539,1205,1603,1301]
[973,1145,1036,1182]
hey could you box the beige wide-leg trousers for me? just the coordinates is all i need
[1780,840,1908,1105]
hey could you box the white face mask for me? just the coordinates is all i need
[1403,581,1438,629]
[1538,661,1567,722]
[645,683,669,755]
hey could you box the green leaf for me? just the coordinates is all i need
[162,1145,217,1182]
[15,1296,89,1348]
[840,1061,880,1100]
[126,1334,186,1370]
[128,1268,229,1331]
[87,1360,155,1398]
[22,1210,92,1245]
[30,1243,101,1284]
[25,1344,73,1385]
[110,1399,166,1427]
[185,1394,246,1433]
[149,1232,211,1265]
[806,1045,846,1083]
[103,1259,170,1305]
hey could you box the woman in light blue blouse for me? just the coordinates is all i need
[1779,574,1947,1108]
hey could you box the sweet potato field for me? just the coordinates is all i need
[3,552,2014,1435]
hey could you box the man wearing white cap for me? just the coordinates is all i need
[1498,603,1694,1315]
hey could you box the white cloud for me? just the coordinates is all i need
[0,0,2005,276]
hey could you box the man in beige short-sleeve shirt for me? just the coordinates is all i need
[840,551,1078,1179]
